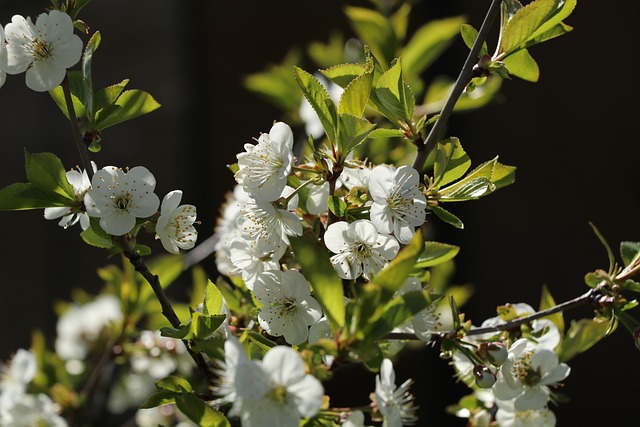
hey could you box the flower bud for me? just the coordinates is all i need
[486,343,508,366]
[473,365,496,389]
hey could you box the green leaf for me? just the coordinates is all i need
[439,177,496,202]
[433,137,471,187]
[290,236,345,331]
[366,290,431,340]
[49,85,87,120]
[202,280,224,316]
[559,318,610,362]
[500,0,575,54]
[539,285,564,339]
[502,49,540,82]
[415,242,460,268]
[336,113,377,157]
[403,16,467,78]
[338,63,373,117]
[24,151,76,201]
[139,391,176,409]
[372,230,424,301]
[589,222,615,275]
[460,24,488,57]
[368,128,406,139]
[373,58,415,124]
[246,330,277,352]
[94,89,161,131]
[328,196,348,218]
[160,324,191,340]
[521,22,573,51]
[621,241,640,268]
[430,205,463,229]
[175,394,230,427]
[80,31,101,117]
[243,50,302,112]
[155,376,193,394]
[80,221,114,249]
[423,76,503,114]
[0,183,71,210]
[321,63,367,88]
[294,67,338,143]
[344,6,398,68]
[93,79,129,113]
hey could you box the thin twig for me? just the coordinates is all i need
[118,237,214,383]
[412,0,502,174]
[62,76,94,179]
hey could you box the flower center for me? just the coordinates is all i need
[273,298,297,318]
[511,351,541,386]
[114,194,131,211]
[31,39,53,61]
[267,385,288,405]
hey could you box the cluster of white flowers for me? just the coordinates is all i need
[41,163,198,254]
[0,10,82,91]
[452,303,571,427]
[0,349,68,426]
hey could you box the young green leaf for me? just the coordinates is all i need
[320,63,368,88]
[336,113,377,158]
[294,67,338,143]
[49,85,87,120]
[460,24,488,57]
[24,151,76,201]
[439,177,496,202]
[243,50,302,112]
[558,318,610,362]
[80,31,101,118]
[372,229,425,301]
[139,391,176,409]
[202,280,224,316]
[502,49,540,82]
[429,205,464,229]
[403,16,467,78]
[373,58,415,124]
[94,90,161,131]
[289,236,345,331]
[539,284,564,337]
[93,79,129,113]
[344,6,398,68]
[155,376,193,394]
[621,242,640,268]
[415,242,460,268]
[0,183,71,210]
[432,137,471,187]
[328,196,348,218]
[338,64,373,117]
[365,289,431,341]
[175,394,230,427]
[589,222,615,275]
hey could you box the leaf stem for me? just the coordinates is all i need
[62,76,94,179]
[117,236,214,383]
[411,0,502,174]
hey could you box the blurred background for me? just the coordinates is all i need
[0,0,638,425]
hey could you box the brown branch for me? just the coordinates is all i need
[117,237,214,383]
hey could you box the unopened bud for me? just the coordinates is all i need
[486,343,508,366]
[473,365,496,389]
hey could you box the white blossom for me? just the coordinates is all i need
[253,270,322,345]
[324,220,399,280]
[55,295,122,371]
[1,10,82,91]
[0,349,36,412]
[1,393,67,427]
[392,277,441,342]
[213,185,250,276]
[84,166,160,236]
[240,186,302,255]
[235,122,294,201]
[337,161,371,191]
[212,335,250,406]
[369,165,426,244]
[342,410,373,427]
[306,181,330,215]
[229,236,281,290]
[232,346,324,427]
[373,358,417,427]
[44,162,96,230]
[495,398,557,427]
[155,190,198,254]
[493,339,570,411]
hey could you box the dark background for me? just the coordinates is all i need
[0,0,638,425]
